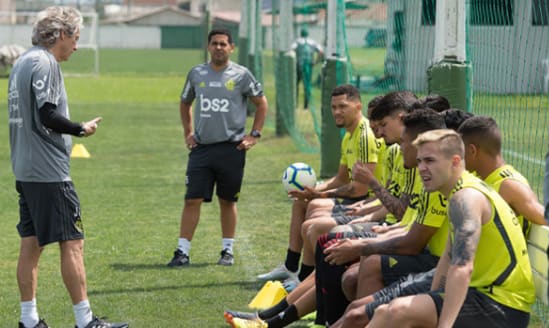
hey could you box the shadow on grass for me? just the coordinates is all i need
[110,262,210,270]
[88,280,259,296]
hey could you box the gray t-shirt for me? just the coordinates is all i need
[180,61,263,144]
[8,46,72,182]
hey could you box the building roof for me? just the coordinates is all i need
[103,5,202,25]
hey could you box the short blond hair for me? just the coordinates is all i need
[413,129,464,158]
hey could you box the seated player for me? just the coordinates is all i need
[367,129,535,328]
[257,85,381,285]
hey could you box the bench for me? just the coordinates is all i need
[527,224,549,324]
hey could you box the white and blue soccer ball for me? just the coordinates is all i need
[282,162,317,192]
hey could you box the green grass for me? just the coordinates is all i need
[0,48,318,327]
[1,48,547,327]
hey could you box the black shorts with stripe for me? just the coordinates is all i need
[185,142,246,202]
[16,181,84,246]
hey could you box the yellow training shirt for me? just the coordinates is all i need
[448,171,535,313]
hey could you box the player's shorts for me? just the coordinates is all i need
[185,141,245,202]
[428,287,530,328]
[16,181,84,247]
[380,250,439,286]
[365,269,435,319]
[330,222,380,237]
[331,198,367,224]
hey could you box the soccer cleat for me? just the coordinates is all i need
[225,313,267,328]
[167,249,190,267]
[78,316,129,328]
[19,319,49,328]
[217,249,234,266]
[256,264,295,281]
[224,310,259,320]
[282,276,300,292]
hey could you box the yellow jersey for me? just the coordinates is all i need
[484,164,532,236]
[448,171,535,312]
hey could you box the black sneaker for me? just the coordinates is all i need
[19,319,49,328]
[78,316,129,328]
[217,249,234,266]
[167,249,190,267]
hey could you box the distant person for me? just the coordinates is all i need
[167,28,268,267]
[7,6,127,328]
[291,28,323,109]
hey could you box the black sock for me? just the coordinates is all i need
[285,249,301,273]
[298,263,314,281]
[266,304,299,328]
[258,298,289,319]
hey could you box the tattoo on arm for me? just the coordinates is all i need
[361,236,403,256]
[448,193,482,266]
[326,184,354,198]
[371,182,409,219]
[436,274,447,290]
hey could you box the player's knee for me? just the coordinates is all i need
[341,268,358,300]
[361,254,381,274]
[301,219,313,239]
[184,198,202,207]
[346,306,367,324]
[385,298,412,321]
[372,303,390,321]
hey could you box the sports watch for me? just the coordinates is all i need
[78,124,86,137]
[250,129,262,138]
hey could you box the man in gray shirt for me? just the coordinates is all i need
[8,6,126,328]
[167,28,268,267]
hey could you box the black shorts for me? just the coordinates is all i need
[366,269,435,319]
[185,142,246,202]
[428,287,530,328]
[16,181,84,247]
[380,250,439,286]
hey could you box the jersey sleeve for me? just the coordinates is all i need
[240,69,264,97]
[180,69,196,103]
[31,55,60,109]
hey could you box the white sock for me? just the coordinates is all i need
[222,238,234,254]
[20,299,39,328]
[73,299,93,328]
[177,238,191,255]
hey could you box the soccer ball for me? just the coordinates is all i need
[282,162,317,192]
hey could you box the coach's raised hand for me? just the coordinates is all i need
[81,117,102,137]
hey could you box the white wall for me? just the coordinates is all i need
[99,25,161,48]
[0,25,161,49]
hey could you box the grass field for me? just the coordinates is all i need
[0,48,321,328]
[0,47,547,327]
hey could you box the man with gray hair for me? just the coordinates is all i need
[8,6,127,328]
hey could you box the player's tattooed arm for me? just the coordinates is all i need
[435,274,447,290]
[370,182,409,219]
[361,235,402,256]
[325,183,354,198]
[448,191,482,266]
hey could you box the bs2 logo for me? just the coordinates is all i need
[200,94,229,112]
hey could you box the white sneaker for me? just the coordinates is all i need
[256,264,295,281]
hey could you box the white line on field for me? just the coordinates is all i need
[503,149,544,166]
